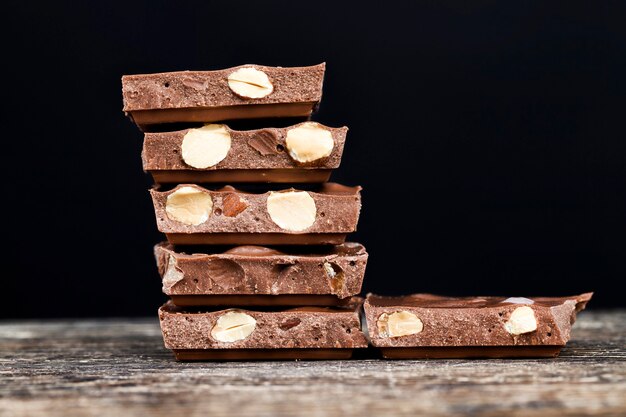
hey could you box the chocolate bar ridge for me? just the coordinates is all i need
[155,242,368,301]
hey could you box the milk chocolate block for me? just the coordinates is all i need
[364,293,593,359]
[150,183,361,245]
[122,64,325,130]
[158,299,368,360]
[143,122,347,184]
[155,242,368,306]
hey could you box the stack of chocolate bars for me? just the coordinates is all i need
[122,63,592,360]
[122,64,369,360]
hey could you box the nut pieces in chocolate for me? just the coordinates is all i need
[122,63,592,361]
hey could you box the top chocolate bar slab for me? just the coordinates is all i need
[364,293,592,358]
[155,242,368,307]
[122,64,325,130]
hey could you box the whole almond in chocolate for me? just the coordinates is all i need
[266,190,316,231]
[377,311,424,338]
[504,306,538,335]
[180,124,231,169]
[248,129,281,156]
[221,193,248,217]
[165,186,213,225]
[227,67,274,99]
[210,310,257,342]
[285,122,334,163]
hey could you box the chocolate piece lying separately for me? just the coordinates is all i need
[364,293,593,358]
[158,299,367,360]
[122,64,325,130]
[155,242,368,306]
[150,183,362,245]
[143,122,347,184]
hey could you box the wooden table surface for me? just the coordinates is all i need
[1,311,624,417]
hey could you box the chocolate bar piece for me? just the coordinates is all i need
[155,242,368,306]
[364,293,592,358]
[143,122,347,184]
[158,299,367,360]
[150,183,361,245]
[122,64,325,130]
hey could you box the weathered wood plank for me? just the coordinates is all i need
[0,311,624,417]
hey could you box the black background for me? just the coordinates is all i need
[5,1,625,318]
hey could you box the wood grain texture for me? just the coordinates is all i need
[1,311,624,417]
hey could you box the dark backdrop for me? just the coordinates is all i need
[5,1,625,318]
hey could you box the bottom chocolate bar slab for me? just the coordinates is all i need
[174,348,354,361]
[159,299,367,361]
[364,293,592,359]
[170,295,353,307]
[166,233,347,245]
[380,346,562,359]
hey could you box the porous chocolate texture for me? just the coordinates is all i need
[122,63,325,130]
[150,183,362,245]
[155,242,368,306]
[364,293,592,358]
[142,122,347,184]
[158,298,368,360]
